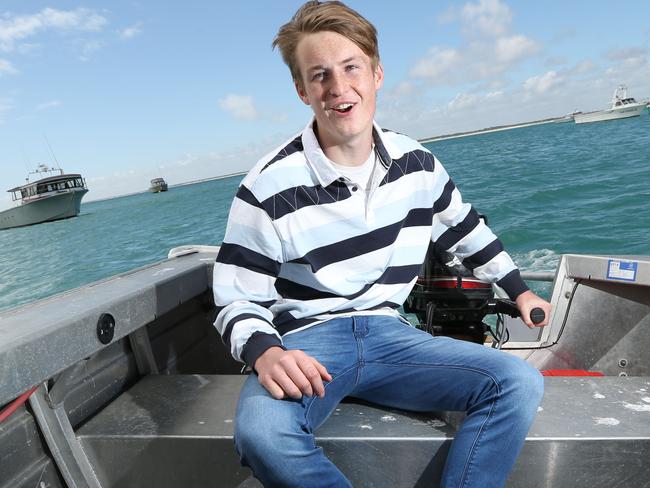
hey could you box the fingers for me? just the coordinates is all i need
[256,348,331,400]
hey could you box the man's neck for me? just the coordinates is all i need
[315,125,374,167]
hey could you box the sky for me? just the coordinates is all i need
[1,0,650,206]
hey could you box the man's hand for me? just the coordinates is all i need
[515,290,552,328]
[254,346,333,400]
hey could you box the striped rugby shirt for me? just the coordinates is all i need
[213,120,529,366]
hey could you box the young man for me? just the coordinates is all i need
[213,1,551,486]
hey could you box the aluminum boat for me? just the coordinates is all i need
[1,247,649,487]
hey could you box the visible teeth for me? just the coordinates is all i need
[335,103,353,110]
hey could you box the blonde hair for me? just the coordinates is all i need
[272,1,379,88]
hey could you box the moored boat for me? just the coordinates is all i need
[574,85,646,124]
[0,164,88,231]
[149,177,168,193]
[1,246,649,487]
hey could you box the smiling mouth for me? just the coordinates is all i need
[331,103,354,114]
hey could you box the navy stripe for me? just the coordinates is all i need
[496,269,529,300]
[275,278,340,301]
[241,332,284,368]
[375,264,422,285]
[260,180,351,220]
[463,239,504,270]
[381,149,435,186]
[275,264,421,302]
[432,178,456,214]
[274,314,317,334]
[223,313,273,348]
[435,207,481,250]
[217,243,281,277]
[290,207,433,273]
[260,136,303,173]
[235,185,263,209]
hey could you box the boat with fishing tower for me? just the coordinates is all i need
[0,164,89,230]
[574,85,646,124]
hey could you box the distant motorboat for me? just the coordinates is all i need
[574,85,646,124]
[0,164,88,231]
[149,177,168,193]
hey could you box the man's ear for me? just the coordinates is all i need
[374,62,384,91]
[295,80,310,105]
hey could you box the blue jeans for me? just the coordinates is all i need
[234,315,543,488]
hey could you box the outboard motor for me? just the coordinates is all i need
[403,216,539,346]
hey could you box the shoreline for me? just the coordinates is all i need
[85,171,248,204]
[418,116,565,143]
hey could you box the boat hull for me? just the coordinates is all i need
[0,188,88,230]
[574,104,645,124]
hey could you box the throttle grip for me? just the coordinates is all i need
[530,307,546,325]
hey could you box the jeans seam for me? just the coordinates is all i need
[365,361,502,383]
[459,385,499,488]
[303,365,359,425]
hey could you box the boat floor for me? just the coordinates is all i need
[77,375,650,487]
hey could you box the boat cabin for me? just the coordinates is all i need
[8,174,87,203]
[614,97,638,107]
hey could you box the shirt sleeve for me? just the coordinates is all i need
[212,184,285,367]
[429,157,529,300]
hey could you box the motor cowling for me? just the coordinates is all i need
[404,243,494,344]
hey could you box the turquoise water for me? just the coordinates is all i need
[1,115,649,312]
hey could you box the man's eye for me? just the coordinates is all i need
[312,72,325,81]
[345,65,358,72]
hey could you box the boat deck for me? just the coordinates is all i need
[77,374,650,487]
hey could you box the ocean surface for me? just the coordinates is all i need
[1,114,649,313]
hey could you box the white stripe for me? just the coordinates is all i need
[212,262,277,307]
[472,251,517,282]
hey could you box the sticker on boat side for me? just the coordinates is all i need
[606,259,638,282]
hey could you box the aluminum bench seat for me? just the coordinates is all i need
[77,374,650,487]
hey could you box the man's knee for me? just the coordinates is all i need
[500,356,544,408]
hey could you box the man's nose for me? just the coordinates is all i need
[327,70,348,97]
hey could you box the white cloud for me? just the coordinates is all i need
[410,0,539,86]
[0,8,107,52]
[495,35,539,63]
[35,100,61,111]
[524,70,562,94]
[218,94,259,121]
[461,0,512,37]
[119,22,143,40]
[411,47,461,81]
[0,58,17,76]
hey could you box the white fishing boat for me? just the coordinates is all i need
[1,244,649,487]
[574,85,646,124]
[0,164,89,231]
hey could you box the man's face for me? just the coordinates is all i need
[294,31,383,150]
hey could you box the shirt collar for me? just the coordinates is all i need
[301,118,398,187]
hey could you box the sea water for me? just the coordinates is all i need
[1,115,649,313]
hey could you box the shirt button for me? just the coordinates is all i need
[352,186,358,192]
[338,177,345,182]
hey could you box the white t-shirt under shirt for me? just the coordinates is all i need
[328,146,377,195]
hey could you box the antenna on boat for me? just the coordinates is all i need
[43,133,63,174]
[20,146,32,180]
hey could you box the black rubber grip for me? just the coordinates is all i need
[530,307,545,324]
